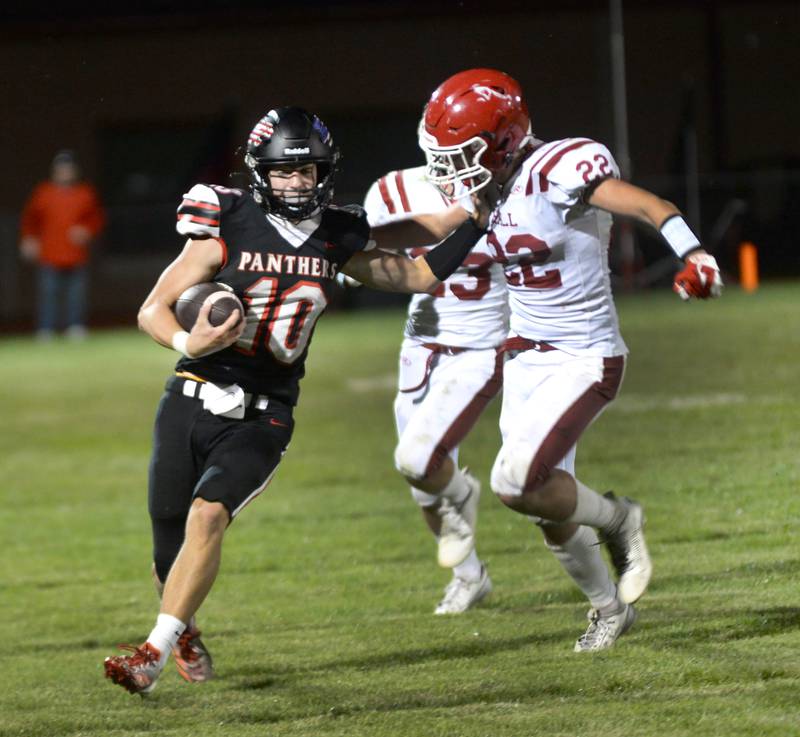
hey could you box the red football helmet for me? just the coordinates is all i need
[419,68,532,196]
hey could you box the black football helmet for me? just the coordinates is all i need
[245,106,339,219]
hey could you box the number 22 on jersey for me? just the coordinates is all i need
[487,232,562,289]
[235,277,327,364]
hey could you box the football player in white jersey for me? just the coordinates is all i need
[363,168,508,614]
[418,69,723,651]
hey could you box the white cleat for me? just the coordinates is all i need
[603,493,653,604]
[574,603,636,652]
[437,470,480,568]
[434,565,492,615]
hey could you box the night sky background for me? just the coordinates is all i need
[1,0,797,325]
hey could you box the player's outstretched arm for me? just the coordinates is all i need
[138,238,243,356]
[343,190,492,293]
[587,178,723,300]
[369,203,470,251]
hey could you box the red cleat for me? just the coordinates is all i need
[104,642,163,695]
[173,627,215,683]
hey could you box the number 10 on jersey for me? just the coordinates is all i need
[235,277,328,364]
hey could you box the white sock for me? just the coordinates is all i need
[566,479,624,530]
[453,549,482,582]
[545,526,618,611]
[147,613,186,666]
[440,467,469,506]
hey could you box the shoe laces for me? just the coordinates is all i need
[578,609,614,646]
[116,643,160,667]
[602,502,640,570]
[176,629,203,663]
[439,577,472,609]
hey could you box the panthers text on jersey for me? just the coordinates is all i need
[487,138,628,357]
[363,166,507,349]
[174,183,371,404]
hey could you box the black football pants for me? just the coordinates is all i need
[148,386,294,583]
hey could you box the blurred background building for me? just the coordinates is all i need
[1,0,797,330]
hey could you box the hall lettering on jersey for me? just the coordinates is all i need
[236,251,339,279]
[490,210,518,228]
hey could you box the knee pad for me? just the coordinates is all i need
[410,486,440,508]
[490,447,527,498]
[393,434,435,482]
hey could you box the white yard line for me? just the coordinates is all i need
[611,393,748,413]
[346,374,397,393]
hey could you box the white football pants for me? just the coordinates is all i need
[393,340,502,503]
[491,348,625,499]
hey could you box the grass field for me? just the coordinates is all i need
[1,283,799,737]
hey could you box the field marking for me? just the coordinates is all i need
[347,383,763,413]
[612,392,748,413]
[346,373,397,393]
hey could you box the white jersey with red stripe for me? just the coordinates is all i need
[488,138,628,357]
[364,166,508,349]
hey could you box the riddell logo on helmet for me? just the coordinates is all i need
[284,147,310,155]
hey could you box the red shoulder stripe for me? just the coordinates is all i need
[394,171,411,213]
[539,139,595,178]
[177,214,220,226]
[527,140,567,172]
[181,199,221,211]
[525,170,550,195]
[377,176,396,214]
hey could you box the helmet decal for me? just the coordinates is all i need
[472,85,514,103]
[312,116,332,146]
[248,110,279,147]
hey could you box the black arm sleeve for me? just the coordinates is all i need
[422,219,487,281]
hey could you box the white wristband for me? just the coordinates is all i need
[660,215,701,259]
[171,330,194,358]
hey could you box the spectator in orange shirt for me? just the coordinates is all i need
[19,150,105,339]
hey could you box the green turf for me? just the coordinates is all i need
[1,283,798,736]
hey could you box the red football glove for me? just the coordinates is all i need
[673,254,723,300]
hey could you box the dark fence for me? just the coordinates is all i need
[1,166,797,331]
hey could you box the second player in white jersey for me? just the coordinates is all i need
[486,137,627,357]
[419,68,723,651]
[366,167,508,348]
[364,166,508,614]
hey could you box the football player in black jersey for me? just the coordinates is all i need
[104,106,492,695]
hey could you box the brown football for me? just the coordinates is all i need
[174,282,244,331]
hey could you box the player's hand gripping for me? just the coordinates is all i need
[186,299,244,356]
[470,181,501,230]
[673,252,723,301]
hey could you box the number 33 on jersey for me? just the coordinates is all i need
[175,183,371,405]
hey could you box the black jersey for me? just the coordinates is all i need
[173,183,371,405]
